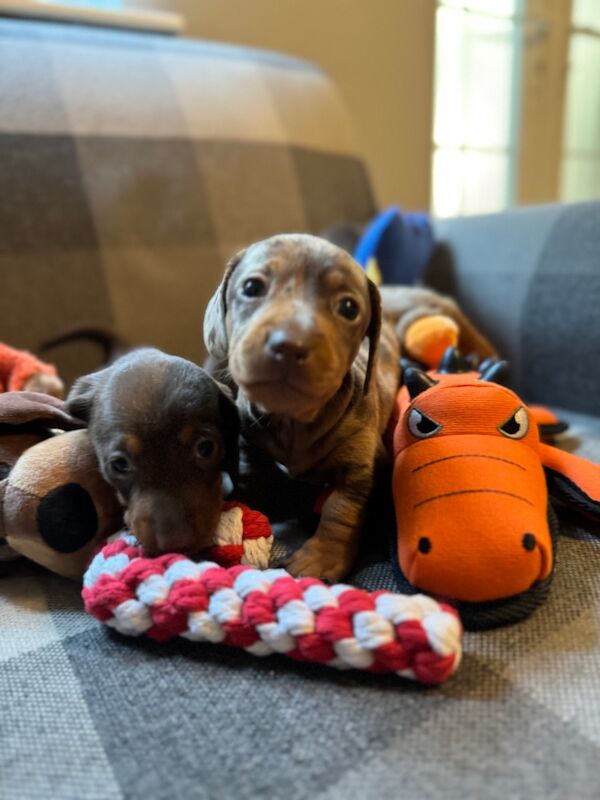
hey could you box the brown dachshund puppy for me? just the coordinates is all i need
[66,348,239,556]
[204,233,400,581]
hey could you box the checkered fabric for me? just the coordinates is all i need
[2,17,600,800]
[1,410,599,800]
[0,17,375,386]
[429,200,600,417]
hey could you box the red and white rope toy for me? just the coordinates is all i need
[83,509,462,685]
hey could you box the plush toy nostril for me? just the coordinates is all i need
[418,536,432,554]
[522,532,537,552]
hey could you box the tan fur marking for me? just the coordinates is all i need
[122,434,142,456]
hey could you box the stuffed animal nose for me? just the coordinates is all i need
[418,536,432,554]
[266,329,310,363]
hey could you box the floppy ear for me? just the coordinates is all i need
[540,443,600,520]
[363,277,382,395]
[65,369,110,423]
[0,392,84,431]
[203,249,247,361]
[217,385,240,484]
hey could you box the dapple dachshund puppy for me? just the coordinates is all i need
[203,233,400,581]
[66,348,239,556]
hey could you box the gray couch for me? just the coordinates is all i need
[1,17,599,800]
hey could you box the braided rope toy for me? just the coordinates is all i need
[83,506,462,684]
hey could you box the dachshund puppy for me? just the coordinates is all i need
[204,233,400,581]
[66,348,239,556]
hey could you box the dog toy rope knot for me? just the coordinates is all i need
[83,537,462,685]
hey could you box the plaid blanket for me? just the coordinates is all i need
[1,17,600,800]
[0,18,374,386]
[2,408,599,800]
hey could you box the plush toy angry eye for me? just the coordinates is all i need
[408,407,442,438]
[499,406,529,439]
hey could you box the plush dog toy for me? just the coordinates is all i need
[390,350,600,628]
[0,393,123,573]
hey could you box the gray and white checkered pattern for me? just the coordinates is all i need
[1,17,600,800]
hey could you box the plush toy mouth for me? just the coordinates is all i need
[392,504,560,630]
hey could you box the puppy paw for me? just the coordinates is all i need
[284,538,353,583]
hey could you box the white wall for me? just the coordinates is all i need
[124,0,436,210]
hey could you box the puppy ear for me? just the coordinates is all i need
[65,369,108,423]
[203,249,247,361]
[363,278,382,395]
[217,385,240,484]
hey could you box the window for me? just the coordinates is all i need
[432,0,523,218]
[560,0,600,202]
[432,0,600,217]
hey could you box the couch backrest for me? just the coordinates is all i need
[427,201,600,415]
[0,18,375,384]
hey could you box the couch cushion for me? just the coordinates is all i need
[428,201,600,416]
[0,18,375,385]
[2,413,599,799]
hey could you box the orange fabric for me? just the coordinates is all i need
[404,315,459,369]
[393,435,551,602]
[539,443,600,505]
[529,405,561,427]
[392,374,555,602]
[0,343,57,393]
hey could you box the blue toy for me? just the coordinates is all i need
[353,207,434,286]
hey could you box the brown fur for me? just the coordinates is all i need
[204,234,400,581]
[379,285,497,360]
[66,349,239,556]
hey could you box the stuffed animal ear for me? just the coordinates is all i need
[217,386,240,484]
[4,429,123,579]
[540,443,600,520]
[0,391,84,431]
[363,277,382,395]
[203,248,247,362]
[65,369,110,423]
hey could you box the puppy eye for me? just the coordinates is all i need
[242,277,267,298]
[408,408,442,438]
[336,297,360,321]
[499,407,529,439]
[194,438,215,460]
[109,455,133,475]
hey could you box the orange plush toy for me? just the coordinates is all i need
[0,342,64,398]
[390,350,600,629]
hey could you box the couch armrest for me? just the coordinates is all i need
[424,201,600,416]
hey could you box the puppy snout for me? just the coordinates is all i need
[266,328,310,364]
[127,495,194,553]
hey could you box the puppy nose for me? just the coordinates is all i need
[132,515,194,553]
[266,329,310,363]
